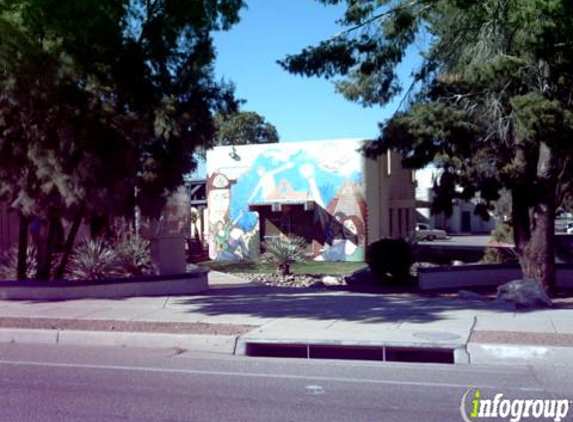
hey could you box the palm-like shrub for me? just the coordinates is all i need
[0,245,37,280]
[66,238,123,280]
[115,234,157,277]
[263,235,307,276]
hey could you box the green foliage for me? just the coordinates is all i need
[480,247,504,264]
[492,222,514,245]
[281,0,573,290]
[365,238,412,283]
[66,238,123,280]
[213,111,279,146]
[0,245,37,280]
[114,234,157,277]
[262,235,308,276]
[66,234,157,280]
[245,235,261,263]
[0,0,245,278]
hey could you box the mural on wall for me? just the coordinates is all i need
[207,141,368,261]
[207,172,258,261]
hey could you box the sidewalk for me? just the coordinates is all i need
[0,271,571,365]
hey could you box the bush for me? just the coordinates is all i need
[67,235,158,280]
[366,238,413,283]
[0,245,37,280]
[66,238,124,280]
[115,234,157,277]
[480,247,504,264]
[492,222,513,244]
[262,235,307,276]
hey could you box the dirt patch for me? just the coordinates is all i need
[0,317,256,336]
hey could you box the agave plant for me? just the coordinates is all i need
[262,235,308,276]
[114,234,157,277]
[66,238,124,280]
[0,245,37,280]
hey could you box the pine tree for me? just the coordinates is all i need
[280,0,573,294]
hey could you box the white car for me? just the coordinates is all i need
[415,223,448,241]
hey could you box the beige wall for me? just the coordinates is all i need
[365,150,416,242]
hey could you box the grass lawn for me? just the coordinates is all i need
[198,260,367,275]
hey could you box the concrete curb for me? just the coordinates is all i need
[0,268,209,300]
[0,327,238,354]
[235,337,470,364]
[3,327,572,366]
[467,342,573,365]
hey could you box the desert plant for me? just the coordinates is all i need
[66,238,123,280]
[262,235,307,276]
[244,235,261,263]
[366,238,413,284]
[114,234,157,277]
[0,245,37,280]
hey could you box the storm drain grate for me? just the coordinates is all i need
[244,343,454,364]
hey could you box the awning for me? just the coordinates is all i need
[249,200,316,212]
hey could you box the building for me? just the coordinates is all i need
[206,139,416,262]
[415,167,496,234]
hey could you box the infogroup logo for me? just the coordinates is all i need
[460,389,571,422]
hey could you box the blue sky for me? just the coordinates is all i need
[213,0,423,143]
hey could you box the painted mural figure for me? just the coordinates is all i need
[315,213,365,262]
[207,142,371,262]
[213,219,249,261]
[299,164,325,207]
[248,161,295,203]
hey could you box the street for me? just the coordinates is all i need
[0,343,571,422]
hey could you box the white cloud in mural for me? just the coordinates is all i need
[260,149,287,166]
[299,163,314,178]
[316,146,362,177]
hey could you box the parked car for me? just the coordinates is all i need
[415,223,448,241]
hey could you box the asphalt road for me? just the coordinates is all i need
[0,343,571,422]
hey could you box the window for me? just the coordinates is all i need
[389,208,393,237]
[386,152,392,176]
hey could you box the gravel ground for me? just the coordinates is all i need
[233,273,345,288]
[470,330,573,347]
[0,317,256,335]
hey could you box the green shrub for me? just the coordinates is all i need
[115,234,157,277]
[66,238,123,280]
[262,235,307,276]
[492,222,513,244]
[480,247,504,264]
[0,245,37,280]
[366,238,413,283]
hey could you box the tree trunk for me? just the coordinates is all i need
[16,215,30,280]
[511,141,557,294]
[35,217,60,280]
[54,209,84,280]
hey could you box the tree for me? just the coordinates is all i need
[0,0,245,279]
[280,0,573,294]
[214,111,279,146]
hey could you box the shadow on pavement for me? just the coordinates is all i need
[171,285,517,324]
